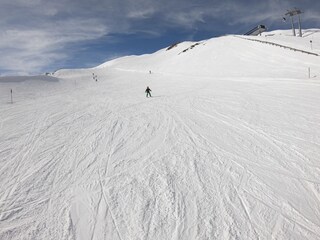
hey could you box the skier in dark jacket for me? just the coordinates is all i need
[145,86,152,98]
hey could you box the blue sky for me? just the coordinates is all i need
[1,0,319,76]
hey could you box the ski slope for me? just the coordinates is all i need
[1,29,320,240]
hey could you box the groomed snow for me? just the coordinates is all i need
[1,29,320,240]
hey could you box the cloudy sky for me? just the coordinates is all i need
[1,0,319,75]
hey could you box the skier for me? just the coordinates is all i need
[145,86,152,98]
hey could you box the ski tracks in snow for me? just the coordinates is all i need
[1,73,320,240]
[184,90,320,239]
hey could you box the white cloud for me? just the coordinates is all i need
[165,9,206,29]
[127,8,155,19]
[0,17,108,75]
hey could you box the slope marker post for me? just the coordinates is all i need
[10,89,13,104]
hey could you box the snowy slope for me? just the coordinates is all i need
[96,29,320,79]
[1,30,320,240]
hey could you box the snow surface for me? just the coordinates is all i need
[1,29,320,240]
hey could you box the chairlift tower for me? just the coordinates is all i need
[285,8,303,37]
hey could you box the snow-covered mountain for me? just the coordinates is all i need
[1,29,320,240]
[94,29,320,78]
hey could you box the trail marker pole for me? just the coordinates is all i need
[10,89,13,103]
[308,67,311,79]
[310,40,313,50]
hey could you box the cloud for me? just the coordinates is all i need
[0,15,108,75]
[127,9,155,19]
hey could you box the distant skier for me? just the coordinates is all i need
[145,86,152,98]
[92,73,98,82]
